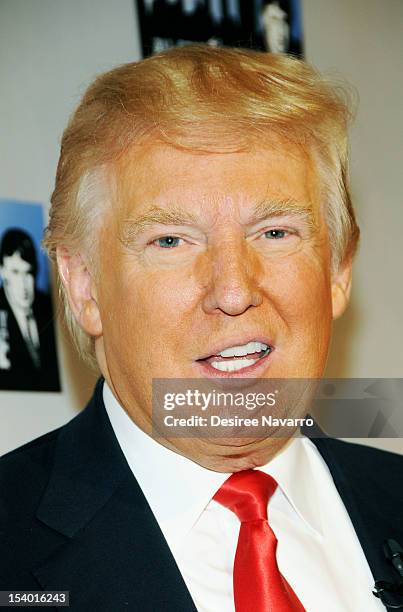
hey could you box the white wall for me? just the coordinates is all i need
[0,0,141,454]
[304,0,403,379]
[0,0,402,455]
[302,0,403,453]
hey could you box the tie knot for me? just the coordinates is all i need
[213,469,277,522]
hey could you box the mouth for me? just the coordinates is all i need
[194,338,274,378]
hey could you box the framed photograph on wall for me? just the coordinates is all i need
[0,200,61,392]
[135,0,304,57]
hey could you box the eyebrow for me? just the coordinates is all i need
[249,198,317,231]
[119,199,317,246]
[119,206,198,247]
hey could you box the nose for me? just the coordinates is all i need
[23,274,31,291]
[201,238,264,315]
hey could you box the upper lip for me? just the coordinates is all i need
[196,335,274,360]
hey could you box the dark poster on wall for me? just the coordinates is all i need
[0,200,61,392]
[135,0,303,58]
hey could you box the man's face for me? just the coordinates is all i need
[0,252,35,310]
[68,140,351,471]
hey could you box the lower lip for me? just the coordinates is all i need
[193,350,274,379]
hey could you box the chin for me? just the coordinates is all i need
[185,436,287,473]
[198,436,264,449]
[204,451,282,473]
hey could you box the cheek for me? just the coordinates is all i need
[101,265,198,348]
[269,255,333,327]
[136,269,199,334]
[268,257,333,377]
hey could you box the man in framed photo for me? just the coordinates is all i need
[0,228,60,391]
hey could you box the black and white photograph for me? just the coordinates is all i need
[136,0,304,57]
[0,200,61,392]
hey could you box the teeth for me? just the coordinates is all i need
[210,358,258,372]
[219,341,268,358]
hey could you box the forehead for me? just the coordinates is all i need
[113,140,320,223]
[2,252,32,272]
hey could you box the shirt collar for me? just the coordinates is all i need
[103,381,323,552]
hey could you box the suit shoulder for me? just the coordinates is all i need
[314,436,403,487]
[0,425,60,465]
[325,437,403,462]
[0,426,62,523]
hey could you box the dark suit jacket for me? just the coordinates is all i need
[1,378,402,610]
[0,286,60,392]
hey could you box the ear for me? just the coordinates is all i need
[56,246,103,337]
[331,258,353,320]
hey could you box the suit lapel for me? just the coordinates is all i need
[33,379,197,611]
[310,434,403,604]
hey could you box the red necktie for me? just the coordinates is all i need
[213,469,305,612]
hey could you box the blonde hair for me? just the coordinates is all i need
[43,45,359,367]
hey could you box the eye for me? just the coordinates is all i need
[264,229,289,239]
[153,236,182,249]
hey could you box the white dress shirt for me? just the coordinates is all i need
[103,382,384,612]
